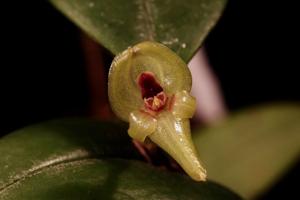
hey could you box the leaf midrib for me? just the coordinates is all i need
[135,0,156,40]
[0,149,96,193]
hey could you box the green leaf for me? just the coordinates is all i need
[193,104,300,199]
[0,159,240,200]
[0,118,138,190]
[49,0,227,62]
[0,119,241,199]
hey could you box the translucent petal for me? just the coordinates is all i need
[149,111,206,181]
[172,90,196,119]
[128,111,157,142]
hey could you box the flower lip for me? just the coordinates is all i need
[137,72,163,99]
[137,72,168,112]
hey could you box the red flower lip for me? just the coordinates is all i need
[138,72,168,112]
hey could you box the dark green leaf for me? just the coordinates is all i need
[193,104,300,199]
[0,159,240,200]
[0,119,241,199]
[0,118,138,190]
[49,0,227,62]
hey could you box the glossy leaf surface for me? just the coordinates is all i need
[0,159,241,200]
[0,119,241,199]
[50,0,227,62]
[0,118,138,190]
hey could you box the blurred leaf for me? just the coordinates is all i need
[193,104,300,199]
[49,0,227,62]
[0,118,241,199]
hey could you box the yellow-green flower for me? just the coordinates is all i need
[108,41,206,181]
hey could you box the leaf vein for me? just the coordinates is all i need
[0,149,94,193]
[135,0,156,40]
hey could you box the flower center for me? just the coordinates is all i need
[137,72,168,112]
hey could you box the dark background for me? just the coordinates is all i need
[1,0,299,199]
